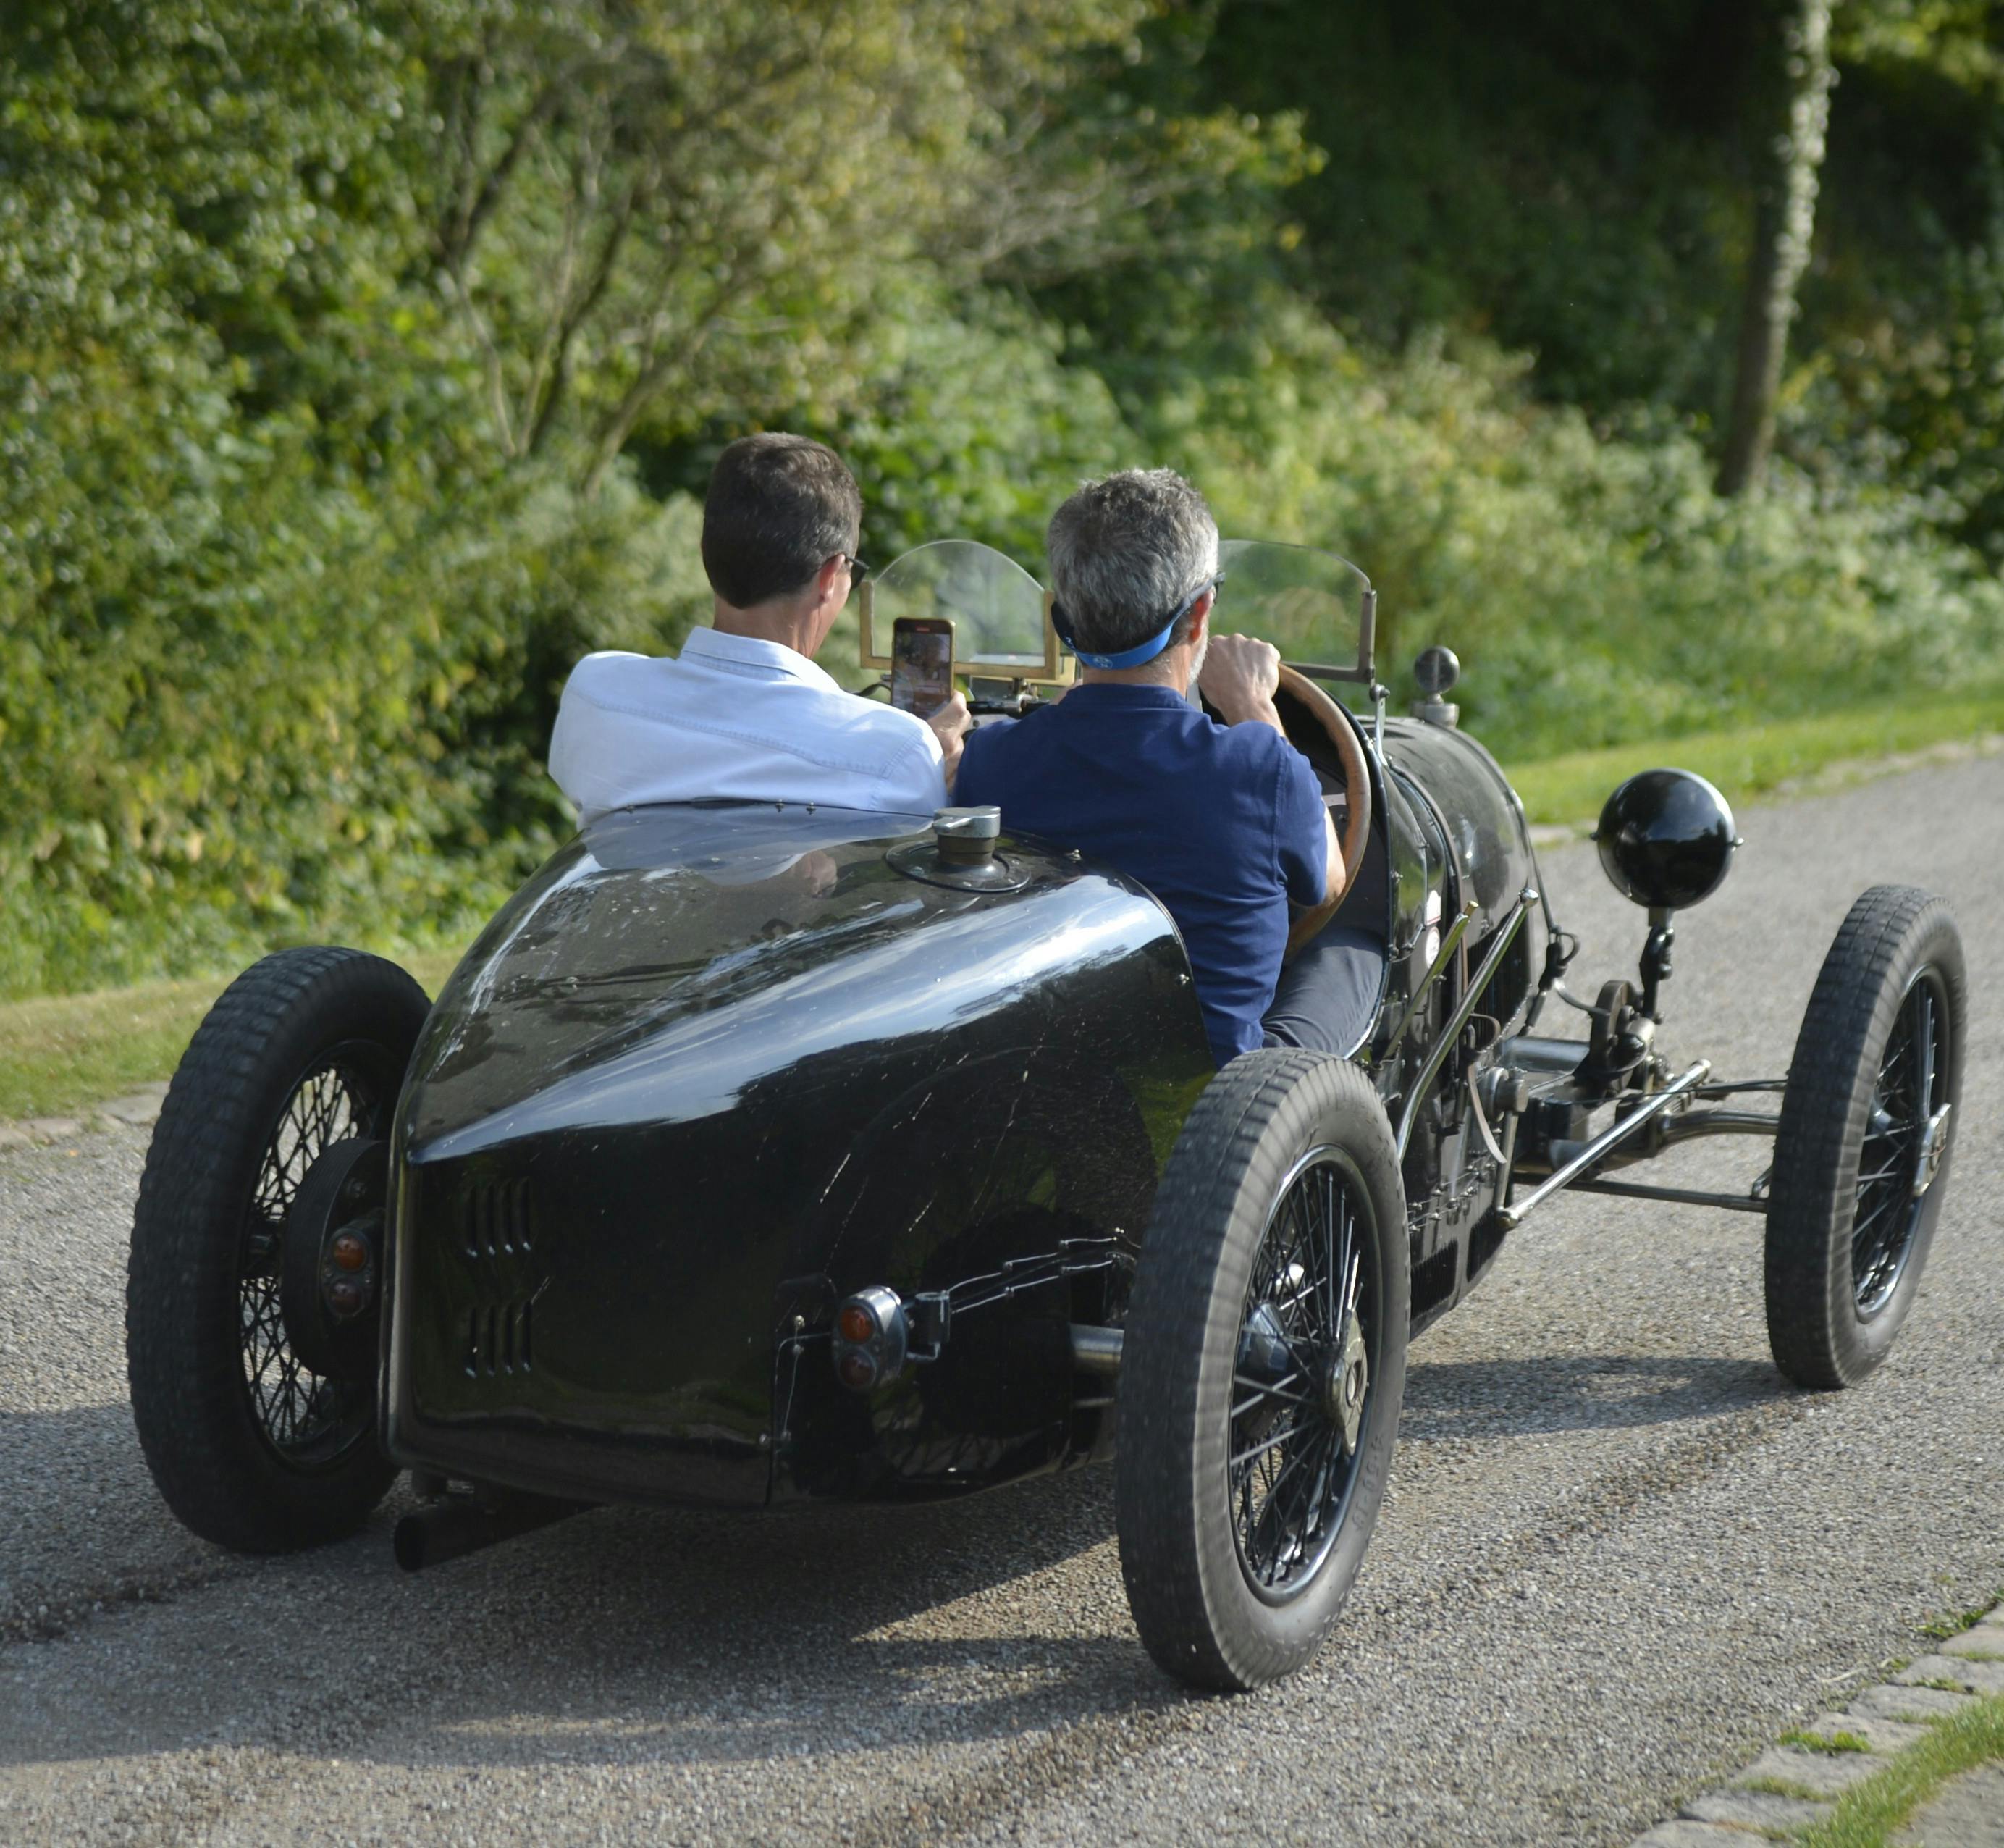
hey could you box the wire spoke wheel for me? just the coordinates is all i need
[1767,886,1965,1390]
[237,1053,384,1466]
[1117,1050,1408,1691]
[1850,970,1949,1317]
[1229,1149,1376,1602]
[128,949,430,1553]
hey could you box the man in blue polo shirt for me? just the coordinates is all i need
[956,469,1382,1067]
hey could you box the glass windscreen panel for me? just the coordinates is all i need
[1216,540,1372,681]
[872,540,1050,668]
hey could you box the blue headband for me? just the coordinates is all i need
[1050,576,1221,671]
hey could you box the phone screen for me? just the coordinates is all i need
[891,621,953,718]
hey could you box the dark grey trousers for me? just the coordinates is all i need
[1262,925,1384,1059]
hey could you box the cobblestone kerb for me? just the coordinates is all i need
[1633,1603,2004,1845]
[0,1082,167,1149]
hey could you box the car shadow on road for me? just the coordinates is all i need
[0,1461,1195,1778]
[1399,1351,1790,1442]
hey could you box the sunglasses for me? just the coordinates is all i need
[838,553,870,584]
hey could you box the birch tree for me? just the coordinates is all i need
[1717,0,1836,496]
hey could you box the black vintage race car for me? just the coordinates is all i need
[126,541,1966,1692]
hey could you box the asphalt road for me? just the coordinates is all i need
[3,755,2000,1847]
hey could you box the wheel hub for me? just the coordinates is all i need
[279,1135,389,1382]
[1325,1316,1368,1456]
[1913,1103,1953,1199]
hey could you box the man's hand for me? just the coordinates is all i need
[1198,634,1285,736]
[926,692,972,792]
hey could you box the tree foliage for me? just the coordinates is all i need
[2,0,2002,997]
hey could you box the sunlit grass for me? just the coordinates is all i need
[1797,1694,2004,1848]
[1508,693,2004,828]
[0,949,465,1122]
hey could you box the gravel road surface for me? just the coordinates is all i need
[4,757,2000,1847]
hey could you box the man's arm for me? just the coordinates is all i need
[545,665,602,824]
[1201,635,1344,904]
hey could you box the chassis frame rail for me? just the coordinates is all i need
[1496,1059,1712,1230]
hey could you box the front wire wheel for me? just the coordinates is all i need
[1849,968,1950,1316]
[1766,886,1966,1389]
[1116,1051,1408,1692]
[1231,1148,1377,1601]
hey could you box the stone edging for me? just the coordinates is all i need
[1632,1602,2004,1844]
[0,1082,167,1151]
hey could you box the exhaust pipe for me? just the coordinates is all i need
[394,1489,587,1572]
[1070,1324,1123,1375]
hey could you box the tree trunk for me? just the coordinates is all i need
[1717,0,1835,497]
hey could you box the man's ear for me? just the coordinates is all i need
[1185,589,1215,648]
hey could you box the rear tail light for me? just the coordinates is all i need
[831,1286,907,1393]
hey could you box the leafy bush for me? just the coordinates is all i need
[5,0,2004,1005]
[1149,296,2004,757]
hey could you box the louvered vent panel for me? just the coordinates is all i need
[463,1176,534,1259]
[463,1299,535,1379]
[460,1177,539,1378]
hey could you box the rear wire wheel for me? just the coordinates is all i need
[127,949,430,1550]
[241,1062,381,1461]
[1766,886,1965,1389]
[1116,1050,1407,1691]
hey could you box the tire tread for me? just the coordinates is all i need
[1766,886,1964,1388]
[1116,1049,1407,1689]
[127,948,428,1551]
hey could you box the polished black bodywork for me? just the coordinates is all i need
[383,804,1212,1509]
[1271,694,1546,1332]
[375,602,1786,1524]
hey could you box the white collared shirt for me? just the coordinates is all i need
[547,628,946,824]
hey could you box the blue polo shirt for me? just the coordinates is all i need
[956,684,1327,1064]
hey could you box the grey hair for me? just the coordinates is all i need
[1046,469,1219,658]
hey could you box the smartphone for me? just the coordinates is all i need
[890,616,955,718]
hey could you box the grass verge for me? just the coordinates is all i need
[1508,693,2004,828]
[1796,1694,2004,1848]
[1923,1600,2004,1641]
[0,949,465,1122]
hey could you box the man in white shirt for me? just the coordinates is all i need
[548,433,970,826]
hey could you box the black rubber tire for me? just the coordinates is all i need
[1766,886,1965,1390]
[1115,1049,1409,1691]
[127,947,431,1551]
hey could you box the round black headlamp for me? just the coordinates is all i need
[1594,768,1740,912]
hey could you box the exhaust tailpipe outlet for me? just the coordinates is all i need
[394,1488,587,1572]
[1070,1324,1123,1375]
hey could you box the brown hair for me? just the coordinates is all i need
[700,433,862,609]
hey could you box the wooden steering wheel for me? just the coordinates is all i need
[1277,664,1373,957]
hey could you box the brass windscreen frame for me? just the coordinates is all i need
[856,582,1072,684]
[1285,586,1377,686]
